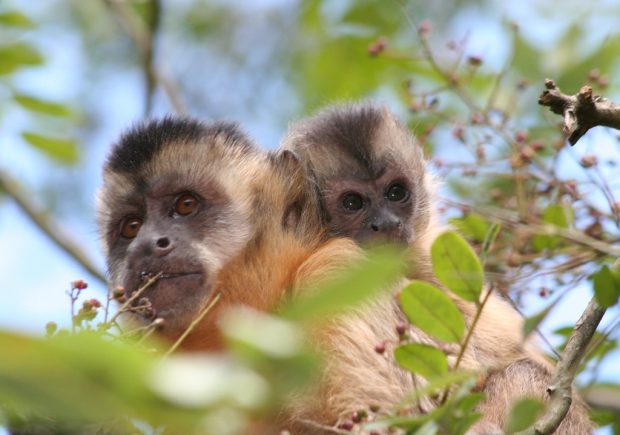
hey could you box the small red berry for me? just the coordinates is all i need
[337,421,354,431]
[374,341,386,354]
[580,155,598,168]
[515,131,528,143]
[467,55,482,67]
[72,279,88,290]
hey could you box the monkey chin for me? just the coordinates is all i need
[358,233,409,249]
[125,272,209,338]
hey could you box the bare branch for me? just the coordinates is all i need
[526,298,606,434]
[0,169,106,284]
[539,79,620,145]
[103,0,187,114]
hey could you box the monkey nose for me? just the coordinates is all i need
[154,236,174,257]
[371,217,401,232]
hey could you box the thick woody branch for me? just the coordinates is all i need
[526,298,606,434]
[539,79,620,145]
[0,170,106,285]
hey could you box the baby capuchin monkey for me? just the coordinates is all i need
[282,103,592,433]
[281,104,435,248]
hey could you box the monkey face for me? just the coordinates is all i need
[108,178,248,335]
[98,119,259,339]
[322,169,414,245]
[282,103,431,247]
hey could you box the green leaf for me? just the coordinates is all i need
[449,214,490,243]
[532,204,573,252]
[431,231,483,302]
[364,414,431,432]
[479,223,501,265]
[0,11,35,28]
[399,280,465,343]
[592,265,620,308]
[504,398,544,433]
[14,94,73,117]
[401,370,476,405]
[394,343,448,380]
[413,421,439,435]
[542,204,573,227]
[512,31,543,80]
[282,246,403,321]
[221,307,304,359]
[523,298,560,338]
[0,42,44,75]
[21,132,79,163]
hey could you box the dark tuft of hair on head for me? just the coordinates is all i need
[304,104,384,167]
[106,117,255,174]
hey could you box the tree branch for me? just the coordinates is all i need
[538,79,620,145]
[526,298,606,434]
[103,0,187,115]
[0,170,106,284]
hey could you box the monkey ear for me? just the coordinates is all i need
[272,150,313,231]
[274,149,302,171]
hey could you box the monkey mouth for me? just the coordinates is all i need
[140,271,202,281]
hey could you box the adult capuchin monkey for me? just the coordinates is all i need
[281,103,592,433]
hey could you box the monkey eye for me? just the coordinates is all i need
[174,192,199,216]
[120,216,142,239]
[341,192,364,212]
[386,183,409,202]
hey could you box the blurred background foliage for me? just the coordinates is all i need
[1,0,620,433]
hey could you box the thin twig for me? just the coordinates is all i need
[454,287,494,371]
[0,169,106,284]
[163,292,222,358]
[440,286,494,404]
[107,272,162,325]
[525,298,606,434]
[297,419,350,434]
[103,0,187,114]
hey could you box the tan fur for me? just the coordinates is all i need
[280,103,593,433]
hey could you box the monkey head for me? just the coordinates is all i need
[282,103,432,246]
[97,118,266,340]
[97,117,323,348]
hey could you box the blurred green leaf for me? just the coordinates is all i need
[0,11,35,28]
[431,231,483,302]
[365,414,431,432]
[0,42,43,75]
[220,308,317,403]
[394,343,448,380]
[0,331,148,424]
[449,214,490,243]
[532,204,573,251]
[593,265,620,308]
[413,420,439,435]
[542,203,573,227]
[511,31,543,80]
[504,398,544,433]
[149,354,268,410]
[21,132,79,164]
[400,280,465,343]
[282,246,403,321]
[523,298,559,338]
[14,95,73,117]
